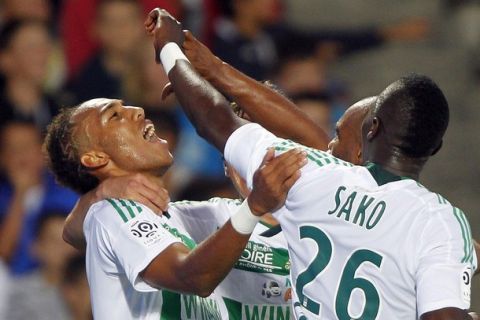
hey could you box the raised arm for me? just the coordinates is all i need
[182,31,329,150]
[146,9,247,151]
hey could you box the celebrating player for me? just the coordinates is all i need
[43,98,306,319]
[147,8,476,320]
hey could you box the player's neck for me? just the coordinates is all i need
[368,151,427,181]
[142,173,165,188]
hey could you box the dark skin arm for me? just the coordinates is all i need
[146,9,246,151]
[141,148,306,296]
[181,31,329,150]
[421,308,474,320]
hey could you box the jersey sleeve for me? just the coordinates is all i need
[224,123,281,189]
[84,200,183,292]
[168,198,242,243]
[415,207,476,315]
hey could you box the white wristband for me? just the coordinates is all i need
[159,42,190,75]
[230,199,261,235]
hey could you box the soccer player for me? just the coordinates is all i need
[43,98,307,319]
[147,9,477,319]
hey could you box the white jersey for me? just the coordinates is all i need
[169,198,293,320]
[224,123,477,320]
[83,199,224,320]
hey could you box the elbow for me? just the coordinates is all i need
[191,283,215,298]
[196,290,214,298]
[183,274,216,297]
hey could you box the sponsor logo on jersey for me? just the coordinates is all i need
[262,280,282,298]
[242,304,291,320]
[162,291,221,320]
[181,295,221,320]
[235,241,290,275]
[224,297,291,320]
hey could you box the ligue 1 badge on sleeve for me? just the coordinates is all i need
[461,266,472,304]
[129,220,164,247]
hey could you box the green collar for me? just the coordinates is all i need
[259,224,282,238]
[365,162,409,186]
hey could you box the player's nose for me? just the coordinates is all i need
[128,106,145,120]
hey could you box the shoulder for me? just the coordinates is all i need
[85,198,151,230]
[273,139,352,168]
[227,123,277,147]
[415,191,475,263]
[170,197,242,216]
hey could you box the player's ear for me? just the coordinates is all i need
[80,151,109,169]
[366,117,380,142]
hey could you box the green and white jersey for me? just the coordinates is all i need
[83,199,224,320]
[225,123,477,320]
[169,198,293,320]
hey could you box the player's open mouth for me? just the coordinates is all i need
[143,121,157,142]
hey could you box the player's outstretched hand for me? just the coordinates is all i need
[96,174,170,214]
[144,8,184,63]
[248,148,307,216]
[183,30,221,80]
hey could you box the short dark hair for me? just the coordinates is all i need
[376,74,449,158]
[43,107,99,194]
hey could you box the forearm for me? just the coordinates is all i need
[208,62,329,150]
[63,189,102,251]
[169,60,244,151]
[0,195,26,261]
[143,201,257,296]
[176,221,250,296]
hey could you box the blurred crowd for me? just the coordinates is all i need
[0,0,479,318]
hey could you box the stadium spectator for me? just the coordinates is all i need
[5,212,76,320]
[122,40,173,109]
[61,255,92,320]
[66,0,146,104]
[0,19,59,130]
[60,0,183,79]
[212,0,430,80]
[0,121,78,275]
[0,0,51,26]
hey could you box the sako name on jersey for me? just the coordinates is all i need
[328,185,386,229]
